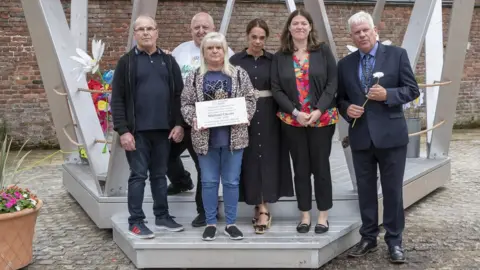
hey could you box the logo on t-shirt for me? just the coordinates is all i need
[180,55,200,80]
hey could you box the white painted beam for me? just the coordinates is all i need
[219,0,235,35]
[69,0,89,150]
[401,0,437,71]
[70,0,88,51]
[429,0,475,159]
[21,0,109,194]
[21,0,84,164]
[425,0,444,144]
[106,0,158,196]
[286,0,296,13]
[372,0,386,26]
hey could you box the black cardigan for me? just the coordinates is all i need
[270,43,338,114]
[111,48,184,136]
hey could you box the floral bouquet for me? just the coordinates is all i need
[70,38,115,154]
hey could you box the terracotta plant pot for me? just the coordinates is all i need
[0,199,43,269]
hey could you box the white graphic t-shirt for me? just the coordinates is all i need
[172,40,235,82]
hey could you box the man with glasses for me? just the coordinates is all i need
[166,12,234,227]
[111,15,185,239]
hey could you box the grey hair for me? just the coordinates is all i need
[347,11,374,33]
[199,32,235,76]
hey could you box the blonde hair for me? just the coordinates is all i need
[347,11,374,33]
[199,32,235,76]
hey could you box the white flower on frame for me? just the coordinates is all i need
[70,38,105,81]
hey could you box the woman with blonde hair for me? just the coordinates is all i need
[181,32,257,241]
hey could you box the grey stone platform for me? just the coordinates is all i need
[62,141,451,268]
[112,216,362,269]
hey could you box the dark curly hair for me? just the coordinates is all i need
[279,9,323,53]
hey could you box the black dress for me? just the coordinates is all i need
[230,49,294,205]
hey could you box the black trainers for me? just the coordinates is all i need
[191,213,207,227]
[224,225,243,240]
[202,226,217,241]
[167,181,194,195]
[155,215,184,232]
[128,222,155,239]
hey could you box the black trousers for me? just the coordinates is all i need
[281,123,335,211]
[352,144,407,247]
[125,130,170,224]
[166,128,204,214]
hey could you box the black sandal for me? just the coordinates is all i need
[254,212,272,234]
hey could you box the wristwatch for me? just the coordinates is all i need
[292,108,300,118]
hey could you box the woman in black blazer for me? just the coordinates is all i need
[271,9,339,234]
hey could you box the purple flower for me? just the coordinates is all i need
[15,191,22,199]
[1,192,7,200]
[5,198,16,208]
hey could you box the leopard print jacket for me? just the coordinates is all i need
[180,66,257,155]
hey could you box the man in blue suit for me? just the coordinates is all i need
[337,11,420,264]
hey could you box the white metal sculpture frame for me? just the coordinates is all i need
[19,0,474,268]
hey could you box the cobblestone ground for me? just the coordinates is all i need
[14,130,480,270]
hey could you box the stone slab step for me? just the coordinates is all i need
[112,215,362,268]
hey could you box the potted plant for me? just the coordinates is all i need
[403,77,425,158]
[0,130,43,269]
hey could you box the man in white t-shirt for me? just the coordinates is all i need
[166,12,234,227]
[172,12,234,80]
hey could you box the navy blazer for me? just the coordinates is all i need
[336,43,420,151]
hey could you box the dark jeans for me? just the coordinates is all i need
[281,123,335,212]
[167,128,204,214]
[125,130,170,224]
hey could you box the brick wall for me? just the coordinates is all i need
[0,0,479,147]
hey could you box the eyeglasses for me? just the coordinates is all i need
[134,27,157,33]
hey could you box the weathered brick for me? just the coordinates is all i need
[0,0,479,147]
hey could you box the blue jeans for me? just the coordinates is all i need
[125,130,170,224]
[198,147,244,225]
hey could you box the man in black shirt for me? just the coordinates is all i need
[111,15,184,239]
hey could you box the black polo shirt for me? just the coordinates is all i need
[134,47,170,131]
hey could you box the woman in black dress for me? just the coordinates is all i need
[230,18,294,234]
